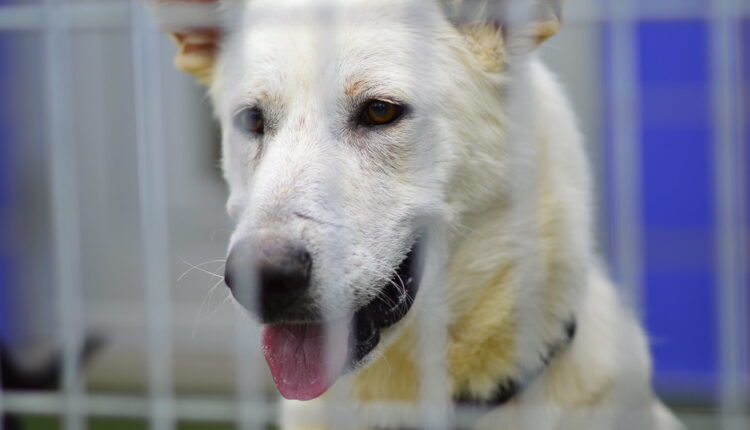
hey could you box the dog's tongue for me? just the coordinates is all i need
[261,322,349,401]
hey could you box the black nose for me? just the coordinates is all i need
[224,236,312,321]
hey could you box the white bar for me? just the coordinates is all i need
[0,392,517,427]
[398,3,453,429]
[234,317,267,430]
[43,0,86,430]
[499,2,552,428]
[710,1,750,430]
[0,3,130,31]
[604,1,649,426]
[130,2,176,430]
[0,352,4,430]
[0,392,260,423]
[607,0,644,316]
[143,0,220,31]
[416,227,452,430]
[3,2,750,32]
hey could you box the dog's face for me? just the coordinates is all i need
[212,0,460,400]
[198,0,560,401]
[218,0,447,317]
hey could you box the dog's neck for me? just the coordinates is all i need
[453,317,577,407]
[353,192,584,404]
[353,60,591,407]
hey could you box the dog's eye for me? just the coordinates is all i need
[361,100,404,126]
[234,107,264,135]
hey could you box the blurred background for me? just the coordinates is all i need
[0,0,748,429]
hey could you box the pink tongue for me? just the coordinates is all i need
[261,321,350,400]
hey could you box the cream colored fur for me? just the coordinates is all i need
[277,61,683,430]
[165,0,685,428]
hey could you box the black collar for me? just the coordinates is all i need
[454,318,577,407]
[373,319,577,430]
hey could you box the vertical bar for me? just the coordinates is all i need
[43,0,86,429]
[710,1,750,429]
[315,6,360,428]
[607,0,643,317]
[415,227,451,430]
[0,353,4,430]
[219,2,269,428]
[130,2,176,430]
[499,2,553,429]
[235,319,267,430]
[0,5,8,423]
[402,3,451,429]
[605,1,650,427]
[232,240,266,430]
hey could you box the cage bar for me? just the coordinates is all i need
[0,391,268,422]
[234,319,268,430]
[0,353,4,430]
[710,1,750,430]
[130,1,177,429]
[0,0,747,429]
[43,0,87,429]
[0,2,129,31]
[606,0,644,316]
[5,2,750,32]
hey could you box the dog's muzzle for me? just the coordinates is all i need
[350,238,424,364]
[223,234,425,400]
[224,235,313,322]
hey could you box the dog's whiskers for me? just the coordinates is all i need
[178,258,226,282]
[192,266,228,339]
[361,263,409,309]
[211,292,234,317]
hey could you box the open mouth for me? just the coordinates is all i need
[260,237,424,400]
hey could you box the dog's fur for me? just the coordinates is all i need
[167,0,684,428]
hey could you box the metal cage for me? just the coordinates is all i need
[0,1,747,429]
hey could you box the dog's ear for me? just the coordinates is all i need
[512,0,564,47]
[445,0,564,71]
[148,0,221,84]
[169,28,220,84]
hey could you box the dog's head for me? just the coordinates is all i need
[169,0,563,401]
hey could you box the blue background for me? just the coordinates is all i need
[602,17,750,401]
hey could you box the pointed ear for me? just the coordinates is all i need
[446,0,564,70]
[148,0,221,84]
[505,0,563,49]
[169,28,220,84]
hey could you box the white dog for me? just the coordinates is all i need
[163,0,685,428]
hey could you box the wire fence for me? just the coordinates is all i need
[0,0,748,429]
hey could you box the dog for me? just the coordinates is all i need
[162,0,685,428]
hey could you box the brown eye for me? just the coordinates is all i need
[234,107,264,134]
[361,100,404,126]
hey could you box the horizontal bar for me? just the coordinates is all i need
[2,2,750,32]
[0,392,248,423]
[0,3,130,31]
[143,0,220,31]
[1,392,746,428]
[0,392,538,428]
